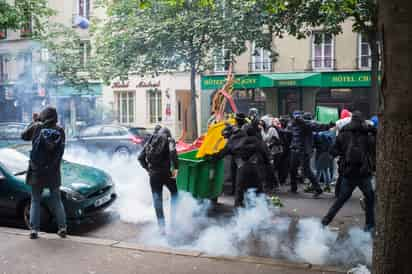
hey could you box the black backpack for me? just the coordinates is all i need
[145,134,168,168]
[30,127,63,176]
[345,131,366,165]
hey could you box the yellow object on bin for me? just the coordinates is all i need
[196,118,235,158]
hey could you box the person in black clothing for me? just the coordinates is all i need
[288,111,335,197]
[321,111,376,232]
[278,116,292,185]
[211,125,271,207]
[138,126,178,233]
[21,107,67,239]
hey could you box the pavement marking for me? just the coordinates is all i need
[0,226,346,273]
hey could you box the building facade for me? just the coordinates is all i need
[103,73,201,140]
[200,20,377,131]
[0,0,102,136]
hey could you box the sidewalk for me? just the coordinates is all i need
[0,227,346,274]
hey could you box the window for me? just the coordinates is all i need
[213,48,231,73]
[312,33,334,70]
[0,55,8,82]
[78,0,90,19]
[79,41,91,68]
[116,91,135,124]
[147,89,162,124]
[358,34,371,69]
[251,42,271,72]
[101,126,127,136]
[80,126,102,137]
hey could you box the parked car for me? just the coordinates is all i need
[68,124,151,157]
[0,122,27,148]
[0,147,117,229]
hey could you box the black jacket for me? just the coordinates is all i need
[215,128,270,167]
[289,118,333,154]
[331,120,376,178]
[138,134,178,175]
[21,107,65,188]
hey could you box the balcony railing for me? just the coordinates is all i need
[212,61,232,74]
[248,62,273,72]
[309,58,336,71]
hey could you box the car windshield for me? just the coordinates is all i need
[129,128,150,136]
[0,148,29,175]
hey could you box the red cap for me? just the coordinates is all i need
[340,109,352,119]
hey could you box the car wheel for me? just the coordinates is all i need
[23,202,52,230]
[114,147,131,160]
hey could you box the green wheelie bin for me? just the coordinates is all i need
[176,149,224,199]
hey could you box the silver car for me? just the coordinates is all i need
[68,124,151,158]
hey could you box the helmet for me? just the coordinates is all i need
[235,113,247,127]
[303,112,313,121]
[292,110,304,119]
[248,108,259,118]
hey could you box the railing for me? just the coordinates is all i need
[308,58,336,71]
[248,62,273,72]
[212,61,232,74]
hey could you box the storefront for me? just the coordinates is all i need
[107,73,196,139]
[200,70,376,130]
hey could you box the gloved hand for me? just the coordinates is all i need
[204,154,217,162]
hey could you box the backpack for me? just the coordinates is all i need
[145,134,168,168]
[345,130,367,166]
[30,128,63,176]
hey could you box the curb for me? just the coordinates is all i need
[0,227,346,273]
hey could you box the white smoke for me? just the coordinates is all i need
[64,148,373,268]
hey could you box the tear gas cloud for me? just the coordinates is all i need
[65,147,372,269]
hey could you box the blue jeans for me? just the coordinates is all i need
[149,172,178,229]
[30,185,67,231]
[317,168,332,186]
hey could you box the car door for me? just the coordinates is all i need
[100,126,129,154]
[0,169,19,218]
[76,125,104,153]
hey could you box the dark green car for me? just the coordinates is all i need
[0,147,117,229]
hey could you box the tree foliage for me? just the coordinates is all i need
[0,0,54,36]
[38,24,98,93]
[94,0,273,82]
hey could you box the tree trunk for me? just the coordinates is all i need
[368,31,379,115]
[189,63,198,140]
[373,1,412,274]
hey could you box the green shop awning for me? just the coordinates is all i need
[262,72,321,87]
[201,74,264,90]
[50,83,102,97]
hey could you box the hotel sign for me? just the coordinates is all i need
[321,71,380,87]
[201,75,260,90]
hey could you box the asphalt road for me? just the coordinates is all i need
[68,184,365,243]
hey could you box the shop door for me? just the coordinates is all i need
[176,90,193,141]
[278,88,301,116]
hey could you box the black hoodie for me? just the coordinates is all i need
[21,106,65,187]
[331,118,376,178]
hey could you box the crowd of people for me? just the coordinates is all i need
[21,105,377,239]
[206,107,377,232]
[138,106,377,233]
